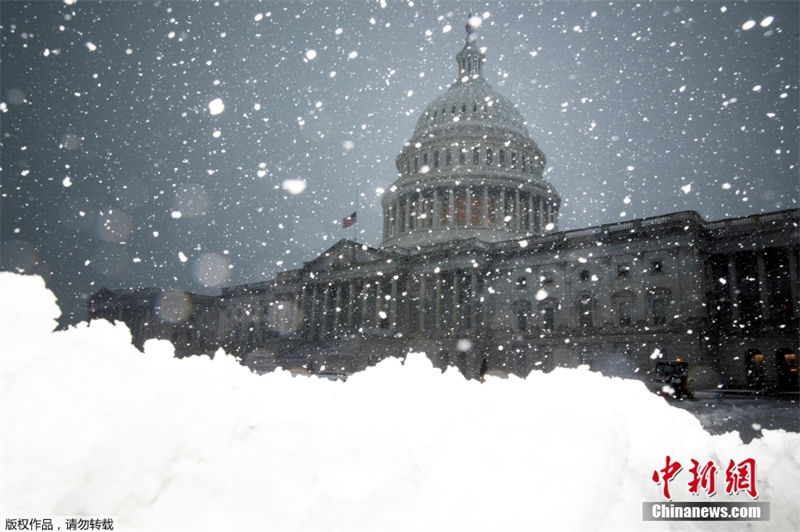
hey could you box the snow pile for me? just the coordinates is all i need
[2,272,798,531]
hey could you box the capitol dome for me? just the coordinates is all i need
[381,20,560,250]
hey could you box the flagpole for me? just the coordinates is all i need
[353,184,358,242]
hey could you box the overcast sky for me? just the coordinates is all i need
[1,1,797,325]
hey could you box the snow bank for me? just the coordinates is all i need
[1,272,798,531]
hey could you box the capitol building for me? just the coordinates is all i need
[91,23,799,392]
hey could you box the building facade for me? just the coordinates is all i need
[90,24,799,391]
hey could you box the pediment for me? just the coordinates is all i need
[304,239,388,273]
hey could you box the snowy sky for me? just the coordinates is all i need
[1,1,798,325]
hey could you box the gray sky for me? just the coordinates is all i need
[1,1,798,325]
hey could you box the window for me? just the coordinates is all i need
[516,277,527,288]
[511,152,517,169]
[499,149,506,167]
[433,150,439,169]
[459,148,466,165]
[541,273,554,285]
[652,298,666,325]
[617,264,631,278]
[514,300,531,333]
[445,149,452,166]
[580,270,591,282]
[471,189,481,225]
[422,152,428,166]
[451,105,456,114]
[521,155,527,172]
[486,148,493,165]
[473,146,480,165]
[439,188,451,226]
[472,102,477,112]
[540,306,554,331]
[455,188,466,225]
[618,299,632,326]
[461,104,466,113]
[650,260,663,274]
[414,157,418,173]
[579,293,593,328]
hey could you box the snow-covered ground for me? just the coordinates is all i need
[2,272,798,531]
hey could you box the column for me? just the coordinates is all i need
[537,197,544,233]
[375,279,383,325]
[347,279,355,327]
[394,199,400,235]
[465,188,472,226]
[435,273,442,336]
[453,272,460,336]
[433,188,441,228]
[419,275,427,333]
[756,253,768,321]
[514,189,521,232]
[300,286,308,336]
[320,286,330,337]
[310,285,319,340]
[448,188,455,227]
[482,187,489,225]
[390,277,398,329]
[528,194,534,233]
[360,280,369,327]
[545,201,552,228]
[498,189,505,228]
[727,255,740,324]
[788,246,799,315]
[404,196,411,233]
[334,283,343,329]
[470,272,478,333]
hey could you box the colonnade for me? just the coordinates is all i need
[298,268,486,340]
[383,185,556,240]
[713,247,798,327]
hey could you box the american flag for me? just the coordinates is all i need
[342,211,357,228]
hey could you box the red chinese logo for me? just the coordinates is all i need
[652,456,758,500]
[725,458,758,499]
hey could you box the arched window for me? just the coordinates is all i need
[579,293,594,328]
[538,299,557,331]
[472,146,480,165]
[433,150,439,169]
[461,104,466,113]
[745,349,765,389]
[445,149,452,166]
[613,291,635,327]
[422,152,428,166]
[486,148,493,165]
[499,149,506,167]
[471,188,481,225]
[649,288,670,325]
[459,148,466,165]
[514,300,532,333]
[775,348,799,391]
[455,187,467,225]
[511,152,517,169]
